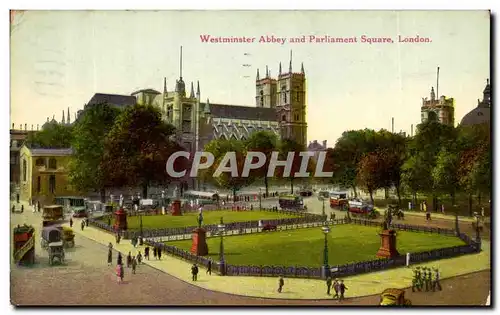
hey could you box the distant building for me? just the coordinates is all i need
[10,124,38,184]
[460,79,491,126]
[420,86,455,126]
[19,145,77,205]
[307,140,327,151]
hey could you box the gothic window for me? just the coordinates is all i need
[260,90,264,107]
[281,115,286,122]
[230,134,237,140]
[49,175,56,194]
[427,111,438,122]
[281,86,287,104]
[219,134,227,140]
[37,176,41,193]
[295,114,299,121]
[22,159,27,182]
[48,158,57,169]
[35,158,45,167]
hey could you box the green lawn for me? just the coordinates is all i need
[167,225,466,267]
[103,210,300,230]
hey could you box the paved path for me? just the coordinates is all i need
[68,217,491,300]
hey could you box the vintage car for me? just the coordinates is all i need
[42,205,64,222]
[379,288,412,306]
[298,187,313,197]
[279,195,306,210]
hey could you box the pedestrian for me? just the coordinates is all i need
[425,268,432,291]
[153,247,157,259]
[119,263,124,282]
[107,248,113,266]
[16,193,19,204]
[21,205,24,213]
[137,251,142,264]
[116,264,122,283]
[333,279,340,299]
[131,257,137,274]
[191,264,199,281]
[117,252,123,266]
[11,205,15,213]
[206,260,212,275]
[86,218,89,227]
[127,252,132,268]
[81,220,85,231]
[69,217,73,228]
[277,276,284,293]
[433,267,442,291]
[441,204,445,214]
[107,217,111,226]
[326,276,332,295]
[157,247,162,260]
[339,280,347,301]
[144,246,150,260]
[37,201,41,212]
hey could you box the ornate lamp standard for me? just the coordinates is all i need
[319,196,326,218]
[321,225,331,279]
[218,217,226,275]
[259,188,262,210]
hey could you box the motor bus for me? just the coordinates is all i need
[42,205,64,222]
[279,195,305,210]
[329,191,349,210]
[54,196,87,217]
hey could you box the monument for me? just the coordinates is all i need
[190,211,208,256]
[171,186,182,216]
[376,212,399,258]
[114,208,128,231]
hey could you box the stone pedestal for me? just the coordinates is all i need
[376,229,400,259]
[171,200,182,216]
[190,228,209,256]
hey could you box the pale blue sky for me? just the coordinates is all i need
[10,10,490,146]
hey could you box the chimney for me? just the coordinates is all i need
[411,124,414,137]
[24,123,27,130]
[391,117,394,133]
[322,140,327,148]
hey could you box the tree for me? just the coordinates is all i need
[101,104,184,198]
[244,131,278,196]
[432,148,460,205]
[401,153,433,207]
[68,103,120,202]
[204,138,254,200]
[25,121,73,148]
[356,152,386,203]
[277,139,307,194]
[330,129,379,196]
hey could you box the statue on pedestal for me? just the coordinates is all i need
[173,187,179,200]
[197,211,204,229]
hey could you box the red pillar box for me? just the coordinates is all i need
[114,208,128,231]
[171,200,182,216]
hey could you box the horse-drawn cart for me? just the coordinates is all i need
[40,226,65,265]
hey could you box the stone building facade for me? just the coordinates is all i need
[420,86,455,126]
[19,145,77,205]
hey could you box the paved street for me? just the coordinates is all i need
[10,201,491,306]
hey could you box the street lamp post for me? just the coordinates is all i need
[453,205,460,236]
[321,225,331,279]
[318,196,326,219]
[474,212,481,243]
[259,188,262,211]
[218,217,226,275]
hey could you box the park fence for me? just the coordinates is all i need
[139,218,481,279]
[88,208,325,240]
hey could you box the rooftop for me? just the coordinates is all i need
[202,103,278,121]
[131,89,161,96]
[87,93,137,107]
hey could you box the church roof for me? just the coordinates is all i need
[87,93,136,107]
[460,106,490,126]
[131,89,161,95]
[201,103,278,121]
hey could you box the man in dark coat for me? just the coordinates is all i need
[117,252,123,266]
[333,279,340,299]
[206,260,212,275]
[277,276,284,293]
[191,264,199,281]
[144,246,150,260]
[69,217,73,228]
[153,247,157,259]
[326,277,332,295]
[107,248,113,266]
[81,220,85,231]
[339,280,347,301]
[127,252,132,268]
[157,247,162,260]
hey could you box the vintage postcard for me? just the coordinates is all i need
[9,10,491,306]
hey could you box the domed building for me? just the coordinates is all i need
[460,79,491,126]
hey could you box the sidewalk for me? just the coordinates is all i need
[68,218,490,300]
[376,207,479,223]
